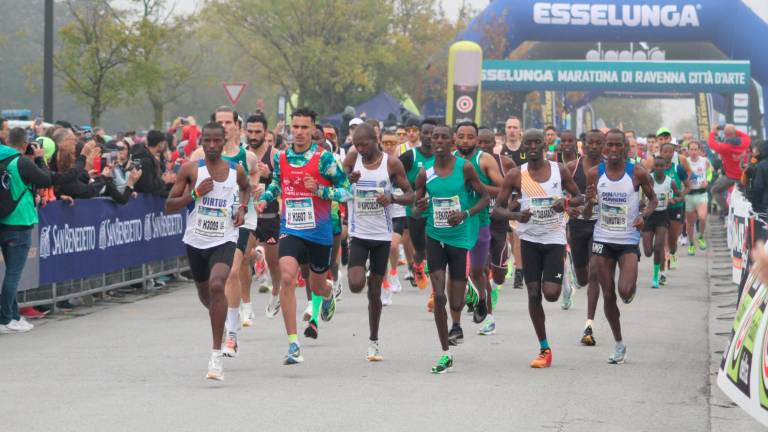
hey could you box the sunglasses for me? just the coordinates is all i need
[406,127,419,132]
[382,140,398,146]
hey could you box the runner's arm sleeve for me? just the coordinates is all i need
[317,152,352,202]
[259,152,281,203]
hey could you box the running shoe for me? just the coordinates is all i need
[388,272,402,293]
[687,244,696,256]
[608,344,627,365]
[448,325,464,346]
[478,316,496,335]
[660,273,667,286]
[206,352,224,380]
[405,271,416,287]
[678,234,688,247]
[381,286,393,306]
[473,295,487,324]
[265,296,281,319]
[530,348,553,368]
[333,279,343,301]
[651,276,659,289]
[561,277,573,310]
[427,290,435,313]
[302,302,312,322]
[304,319,318,339]
[698,236,707,250]
[465,281,479,312]
[580,325,596,346]
[367,340,383,362]
[505,261,515,279]
[413,262,429,289]
[284,342,304,365]
[490,283,499,309]
[431,354,453,374]
[297,273,306,288]
[669,254,678,270]
[223,332,239,358]
[320,295,336,322]
[19,307,47,319]
[241,303,256,327]
[513,269,524,289]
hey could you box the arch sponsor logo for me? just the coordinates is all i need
[532,3,701,28]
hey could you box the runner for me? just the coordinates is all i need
[165,122,251,380]
[492,129,583,368]
[256,108,351,365]
[381,128,409,302]
[244,114,282,319]
[343,124,413,361]
[566,129,603,345]
[413,124,489,373]
[553,130,579,310]
[551,130,578,165]
[498,116,525,289]
[684,141,711,255]
[653,129,690,270]
[584,129,657,365]
[643,156,681,288]
[453,121,504,335]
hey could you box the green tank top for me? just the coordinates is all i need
[425,157,478,250]
[406,148,435,217]
[0,146,36,227]
[455,149,490,226]
[223,147,249,173]
[665,165,683,209]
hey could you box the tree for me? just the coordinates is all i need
[55,0,133,126]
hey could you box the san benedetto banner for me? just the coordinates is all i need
[482,60,751,93]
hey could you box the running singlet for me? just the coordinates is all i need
[404,148,435,217]
[517,161,566,245]
[652,174,673,211]
[223,147,257,230]
[688,157,709,191]
[279,150,333,245]
[349,153,393,241]
[593,162,641,245]
[500,144,526,166]
[425,157,478,250]
[183,160,239,249]
[572,157,597,221]
[257,148,279,215]
[456,149,491,227]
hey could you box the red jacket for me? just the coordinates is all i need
[708,130,751,180]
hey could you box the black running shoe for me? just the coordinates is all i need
[580,325,596,346]
[473,297,488,324]
[513,270,524,289]
[448,325,464,346]
[304,319,318,339]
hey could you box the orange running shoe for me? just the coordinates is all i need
[382,277,390,289]
[426,290,435,313]
[530,348,552,368]
[413,262,428,290]
[297,273,306,288]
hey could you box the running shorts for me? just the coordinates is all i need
[349,237,391,276]
[278,234,333,274]
[520,240,566,285]
[407,216,427,253]
[426,236,468,281]
[685,191,708,210]
[469,225,491,268]
[236,227,256,253]
[489,224,509,269]
[392,216,407,236]
[667,205,684,222]
[255,216,280,245]
[567,219,596,270]
[186,242,236,282]
[643,211,670,232]
[591,240,640,262]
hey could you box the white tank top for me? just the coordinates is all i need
[390,185,407,219]
[652,175,673,211]
[183,160,239,249]
[688,156,709,190]
[349,153,393,241]
[517,161,566,245]
[593,163,641,245]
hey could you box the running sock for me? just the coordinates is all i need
[616,340,625,350]
[653,264,660,281]
[226,307,239,334]
[311,293,322,321]
[539,339,550,350]
[586,319,593,328]
[288,334,298,344]
[242,301,252,311]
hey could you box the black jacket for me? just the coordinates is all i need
[747,140,768,213]
[130,144,168,197]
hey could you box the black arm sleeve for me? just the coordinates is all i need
[17,155,85,187]
[399,150,414,174]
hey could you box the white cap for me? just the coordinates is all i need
[349,118,364,127]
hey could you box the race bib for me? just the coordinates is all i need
[600,202,628,231]
[195,205,228,237]
[355,187,385,217]
[432,195,461,228]
[657,192,668,208]
[529,197,560,226]
[285,198,316,230]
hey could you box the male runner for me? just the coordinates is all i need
[343,124,413,361]
[454,121,504,334]
[165,122,250,380]
[244,114,282,318]
[553,130,579,310]
[566,130,604,346]
[653,129,690,270]
[584,129,657,365]
[498,116,525,289]
[493,129,583,368]
[256,108,351,365]
[643,155,681,288]
[381,129,409,300]
[684,141,711,255]
[413,124,489,373]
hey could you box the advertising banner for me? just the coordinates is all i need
[446,41,483,126]
[482,60,751,93]
[37,195,186,285]
[728,189,753,284]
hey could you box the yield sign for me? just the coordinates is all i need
[222,82,247,106]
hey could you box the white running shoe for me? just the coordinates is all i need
[678,235,688,247]
[561,274,573,310]
[381,287,393,306]
[333,279,343,301]
[222,332,239,358]
[302,302,312,322]
[0,320,31,334]
[265,295,281,319]
[240,303,255,328]
[206,352,224,380]
[388,273,402,293]
[367,340,383,362]
[14,317,34,331]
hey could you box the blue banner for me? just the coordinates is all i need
[37,195,186,285]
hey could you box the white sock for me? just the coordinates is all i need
[586,319,593,327]
[242,301,252,310]
[616,340,625,350]
[226,307,239,334]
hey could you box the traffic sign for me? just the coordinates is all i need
[222,82,247,106]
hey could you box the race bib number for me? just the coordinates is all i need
[432,196,461,228]
[285,198,316,230]
[529,197,560,226]
[355,187,384,217]
[195,205,228,238]
[600,202,628,231]
[657,192,667,208]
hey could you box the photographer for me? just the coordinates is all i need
[0,128,85,333]
[130,129,174,197]
[709,124,751,217]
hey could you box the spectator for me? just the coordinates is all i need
[131,129,173,197]
[745,140,768,241]
[709,124,751,216]
[0,128,87,333]
[0,116,8,145]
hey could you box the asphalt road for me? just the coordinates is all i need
[1,229,762,431]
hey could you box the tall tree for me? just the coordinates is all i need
[55,0,133,126]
